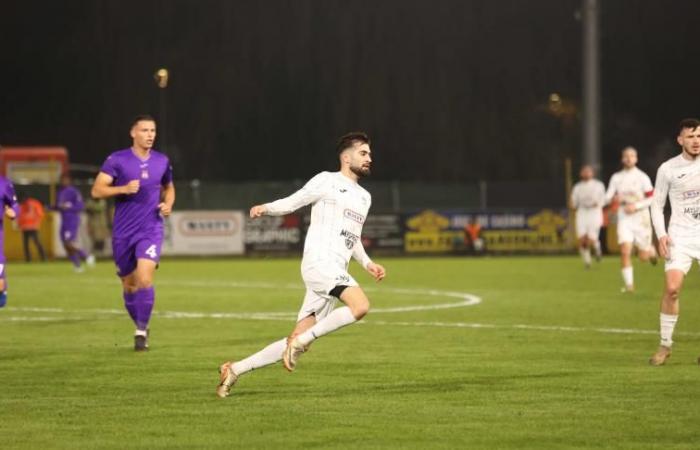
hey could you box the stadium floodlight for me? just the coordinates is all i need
[154,68,169,88]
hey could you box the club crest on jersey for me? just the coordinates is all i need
[340,229,359,249]
[141,170,149,179]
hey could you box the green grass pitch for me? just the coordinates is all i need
[2,256,700,449]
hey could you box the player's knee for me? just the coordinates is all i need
[351,299,370,320]
[664,284,681,301]
[134,275,153,289]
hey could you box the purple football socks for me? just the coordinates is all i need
[123,287,155,330]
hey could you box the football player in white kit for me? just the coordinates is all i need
[571,165,606,268]
[648,118,700,366]
[605,147,658,292]
[217,132,386,397]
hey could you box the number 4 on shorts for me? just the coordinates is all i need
[145,244,158,259]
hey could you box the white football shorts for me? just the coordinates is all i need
[297,262,358,322]
[664,237,700,274]
[575,209,602,240]
[617,216,653,250]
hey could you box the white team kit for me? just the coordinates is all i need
[571,179,606,239]
[606,167,654,249]
[651,154,700,273]
[264,171,373,321]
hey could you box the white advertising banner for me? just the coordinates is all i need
[162,210,245,255]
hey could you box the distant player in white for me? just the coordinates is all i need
[648,118,700,366]
[571,165,605,268]
[217,132,386,397]
[605,147,657,292]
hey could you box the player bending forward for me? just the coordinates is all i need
[605,147,658,292]
[217,132,386,397]
[649,118,700,365]
[571,165,606,268]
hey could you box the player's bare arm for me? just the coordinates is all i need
[158,182,175,217]
[4,205,16,219]
[91,172,140,199]
[658,235,672,259]
[366,262,386,282]
[249,204,267,218]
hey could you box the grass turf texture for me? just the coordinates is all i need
[1,256,700,449]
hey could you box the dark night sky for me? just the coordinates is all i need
[1,0,698,183]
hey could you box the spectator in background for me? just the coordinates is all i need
[18,194,46,262]
[464,217,485,254]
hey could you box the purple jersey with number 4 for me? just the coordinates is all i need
[0,176,19,264]
[100,148,172,276]
[100,148,172,239]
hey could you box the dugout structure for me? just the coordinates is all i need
[0,146,69,260]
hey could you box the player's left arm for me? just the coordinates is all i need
[159,182,175,217]
[352,240,386,282]
[626,175,654,213]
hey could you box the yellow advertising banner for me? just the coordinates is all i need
[404,209,573,254]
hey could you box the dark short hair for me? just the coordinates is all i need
[679,118,700,134]
[131,114,156,129]
[336,131,370,154]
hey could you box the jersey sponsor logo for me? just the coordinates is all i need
[339,188,347,193]
[141,170,149,179]
[340,229,359,249]
[682,189,700,200]
[343,209,365,224]
[683,206,700,220]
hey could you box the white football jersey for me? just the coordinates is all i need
[571,179,606,210]
[650,154,700,239]
[264,171,372,269]
[605,167,654,219]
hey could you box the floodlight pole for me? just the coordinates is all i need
[582,0,601,173]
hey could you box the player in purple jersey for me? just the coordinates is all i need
[91,115,175,351]
[56,174,95,272]
[0,176,19,307]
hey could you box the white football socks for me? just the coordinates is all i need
[621,266,634,287]
[296,306,357,347]
[579,248,591,265]
[593,240,602,257]
[232,338,287,376]
[659,313,678,348]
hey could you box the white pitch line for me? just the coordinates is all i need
[366,320,700,337]
[5,306,700,337]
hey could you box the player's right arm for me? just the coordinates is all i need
[91,172,139,199]
[570,184,579,209]
[250,172,328,218]
[604,174,618,205]
[650,164,671,258]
